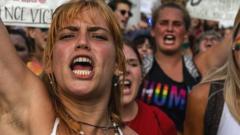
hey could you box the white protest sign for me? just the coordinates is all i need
[140,0,159,16]
[0,0,69,28]
[187,0,240,24]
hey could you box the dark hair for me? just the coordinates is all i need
[151,2,191,31]
[132,34,155,53]
[108,0,132,11]
[203,20,219,31]
[161,0,187,7]
[123,39,142,65]
[7,28,32,53]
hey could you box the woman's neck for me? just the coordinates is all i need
[58,90,112,134]
[121,101,138,122]
[155,51,182,66]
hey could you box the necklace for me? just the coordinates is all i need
[63,112,120,135]
[74,118,117,135]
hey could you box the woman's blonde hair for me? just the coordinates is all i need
[42,0,126,131]
[202,9,240,123]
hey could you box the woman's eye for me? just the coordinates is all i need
[131,63,138,67]
[129,62,139,67]
[59,34,75,40]
[91,34,108,41]
[159,21,168,26]
[173,22,183,27]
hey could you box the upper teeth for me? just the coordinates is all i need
[124,80,131,85]
[165,35,174,39]
[73,57,92,64]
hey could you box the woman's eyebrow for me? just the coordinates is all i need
[127,59,139,63]
[59,26,80,32]
[58,26,110,33]
[87,26,110,33]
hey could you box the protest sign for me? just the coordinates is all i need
[0,0,69,28]
[187,0,240,25]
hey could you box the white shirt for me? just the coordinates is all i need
[217,103,240,135]
[50,118,60,135]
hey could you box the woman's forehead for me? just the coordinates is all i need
[58,8,109,30]
[61,18,108,30]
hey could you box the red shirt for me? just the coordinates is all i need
[126,100,177,135]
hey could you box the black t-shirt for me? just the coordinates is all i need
[138,58,200,132]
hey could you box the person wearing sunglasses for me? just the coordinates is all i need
[184,8,240,135]
[108,0,133,31]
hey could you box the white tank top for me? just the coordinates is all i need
[217,103,240,135]
[50,118,124,135]
[50,118,60,135]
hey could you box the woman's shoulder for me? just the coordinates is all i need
[187,82,211,115]
[189,80,224,102]
[136,100,177,135]
[137,100,171,120]
[184,82,212,135]
[190,82,210,99]
[136,100,159,115]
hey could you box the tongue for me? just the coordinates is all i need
[72,65,92,71]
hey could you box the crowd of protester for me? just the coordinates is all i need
[0,0,239,135]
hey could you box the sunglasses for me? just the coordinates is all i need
[118,9,132,17]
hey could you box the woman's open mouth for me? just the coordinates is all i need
[70,56,94,79]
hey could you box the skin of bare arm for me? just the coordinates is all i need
[184,83,210,135]
[0,19,55,134]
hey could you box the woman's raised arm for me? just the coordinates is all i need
[0,19,33,99]
[0,19,54,135]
